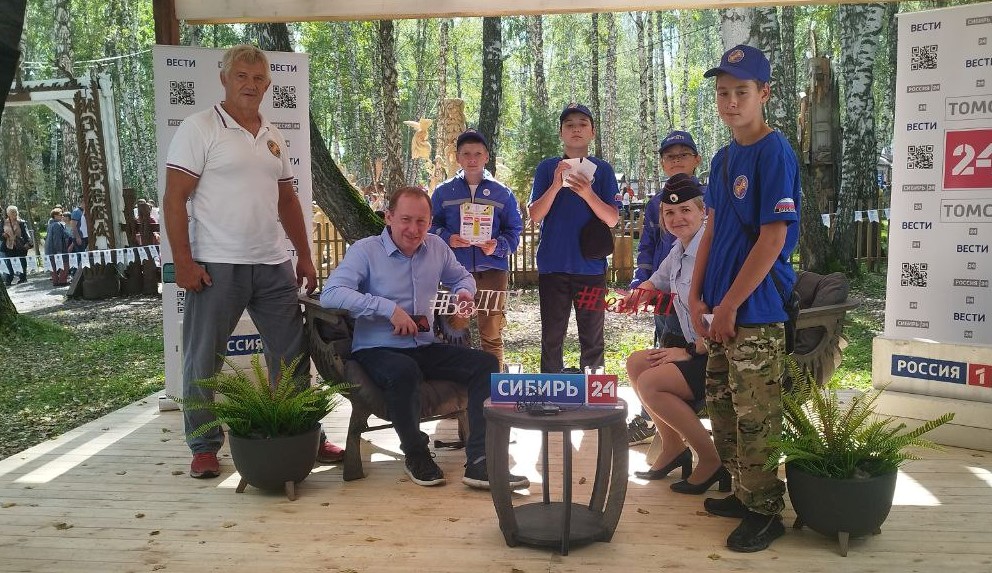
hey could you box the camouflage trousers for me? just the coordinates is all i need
[705,324,786,516]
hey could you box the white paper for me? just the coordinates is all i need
[561,157,597,187]
[459,203,494,244]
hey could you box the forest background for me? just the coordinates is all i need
[1,0,979,274]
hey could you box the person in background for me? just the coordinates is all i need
[2,205,32,285]
[626,130,705,447]
[44,207,71,286]
[430,129,523,368]
[528,103,620,374]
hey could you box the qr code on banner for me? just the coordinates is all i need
[907,145,934,170]
[176,290,186,314]
[901,262,928,287]
[272,85,297,109]
[169,81,195,106]
[911,45,938,71]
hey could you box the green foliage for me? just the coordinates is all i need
[768,357,954,480]
[507,107,560,201]
[170,355,348,440]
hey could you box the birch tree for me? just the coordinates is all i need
[718,7,754,51]
[655,12,672,133]
[479,17,503,174]
[54,0,79,209]
[379,20,405,195]
[835,3,885,272]
[602,12,618,165]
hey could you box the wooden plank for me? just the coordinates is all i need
[174,0,904,24]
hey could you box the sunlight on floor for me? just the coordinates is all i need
[967,465,992,487]
[892,469,941,506]
[14,404,159,484]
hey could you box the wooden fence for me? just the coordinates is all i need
[312,204,887,290]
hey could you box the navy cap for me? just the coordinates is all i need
[659,130,698,155]
[559,102,595,127]
[660,173,703,205]
[703,44,771,83]
[456,129,489,150]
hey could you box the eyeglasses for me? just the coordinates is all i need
[662,152,695,163]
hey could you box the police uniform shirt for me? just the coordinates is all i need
[703,131,800,324]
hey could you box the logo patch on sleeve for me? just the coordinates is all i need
[774,198,796,214]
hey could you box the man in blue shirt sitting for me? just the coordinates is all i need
[321,186,529,490]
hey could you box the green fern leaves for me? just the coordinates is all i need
[170,354,349,439]
[767,358,954,480]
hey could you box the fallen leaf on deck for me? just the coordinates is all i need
[116,470,127,475]
[448,517,459,522]
[135,513,145,518]
[149,530,160,536]
[222,522,237,528]
[708,553,721,560]
[1,502,15,508]
[53,522,73,530]
[365,536,380,542]
[171,471,184,476]
[579,476,587,484]
[636,508,649,514]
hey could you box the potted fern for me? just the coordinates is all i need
[767,360,954,556]
[172,354,346,501]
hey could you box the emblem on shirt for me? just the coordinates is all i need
[733,175,748,199]
[774,198,796,214]
[267,139,281,158]
[483,189,490,196]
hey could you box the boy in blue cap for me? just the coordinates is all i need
[528,103,620,373]
[430,129,523,368]
[626,129,705,446]
[688,44,800,552]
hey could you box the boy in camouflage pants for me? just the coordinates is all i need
[688,45,801,552]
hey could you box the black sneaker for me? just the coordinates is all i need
[404,451,445,486]
[704,494,748,518]
[462,458,530,490]
[726,510,785,553]
[627,415,655,446]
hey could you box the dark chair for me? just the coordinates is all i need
[301,297,468,481]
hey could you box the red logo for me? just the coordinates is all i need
[586,375,618,405]
[944,129,992,190]
[968,363,992,388]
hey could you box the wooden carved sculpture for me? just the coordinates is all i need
[403,118,433,161]
[430,98,466,190]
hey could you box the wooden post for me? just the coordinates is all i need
[153,0,180,46]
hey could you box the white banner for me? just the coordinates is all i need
[152,46,312,408]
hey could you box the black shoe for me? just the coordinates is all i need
[670,466,732,494]
[726,510,785,553]
[627,414,655,446]
[703,494,748,518]
[16,274,26,284]
[634,447,692,480]
[462,458,530,490]
[404,451,445,487]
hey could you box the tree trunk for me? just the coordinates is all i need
[253,23,382,242]
[530,16,548,111]
[635,12,650,192]
[479,17,503,174]
[754,8,785,130]
[646,12,660,193]
[655,12,672,133]
[835,3,885,273]
[718,7,754,50]
[589,13,602,157]
[379,20,404,196]
[0,0,25,329]
[55,0,80,210]
[602,12,618,165]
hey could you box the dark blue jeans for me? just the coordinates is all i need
[353,343,497,463]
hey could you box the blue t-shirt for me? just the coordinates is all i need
[703,131,800,324]
[530,156,620,275]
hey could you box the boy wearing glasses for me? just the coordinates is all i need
[626,130,704,446]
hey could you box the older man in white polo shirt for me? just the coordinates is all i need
[163,44,343,479]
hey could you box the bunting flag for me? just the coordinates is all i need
[821,213,831,227]
[854,211,864,222]
[868,209,880,223]
[29,246,162,273]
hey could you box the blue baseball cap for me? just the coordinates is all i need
[559,102,595,127]
[456,128,489,151]
[659,130,698,155]
[704,45,771,83]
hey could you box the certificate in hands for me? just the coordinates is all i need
[460,203,494,244]
[561,157,598,188]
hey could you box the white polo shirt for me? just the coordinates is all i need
[166,104,294,265]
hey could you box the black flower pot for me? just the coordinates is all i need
[786,463,898,556]
[229,424,321,501]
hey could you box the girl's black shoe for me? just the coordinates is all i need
[669,465,732,494]
[633,448,692,480]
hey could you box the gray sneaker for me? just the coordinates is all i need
[462,459,530,490]
[627,415,656,446]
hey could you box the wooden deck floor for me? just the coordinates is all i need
[1,388,990,573]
